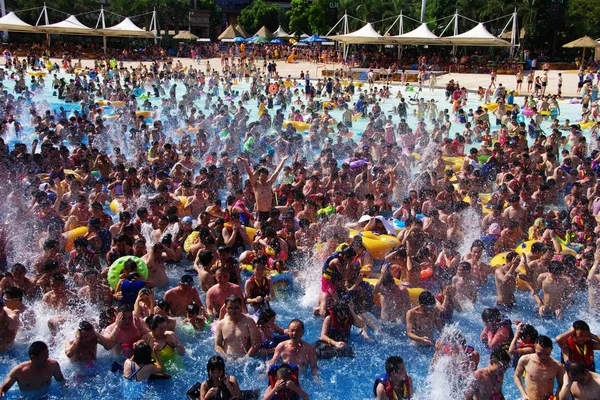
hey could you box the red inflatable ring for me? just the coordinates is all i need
[269,84,279,94]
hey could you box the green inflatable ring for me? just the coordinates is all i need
[107,256,148,290]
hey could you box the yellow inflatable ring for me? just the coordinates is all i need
[514,240,577,256]
[352,113,362,122]
[28,71,47,77]
[482,103,499,111]
[579,121,595,129]
[136,110,152,118]
[63,169,84,183]
[365,277,425,306]
[176,196,188,215]
[110,199,123,214]
[348,229,399,260]
[490,252,509,268]
[63,226,88,253]
[283,81,293,87]
[322,102,338,109]
[183,231,199,253]
[283,120,311,132]
[107,256,148,290]
[516,265,528,291]
[223,223,257,242]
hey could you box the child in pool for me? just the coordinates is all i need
[257,308,289,356]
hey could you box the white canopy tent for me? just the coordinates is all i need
[0,12,38,33]
[327,23,384,44]
[273,26,291,38]
[444,23,511,47]
[99,17,154,38]
[391,23,445,45]
[39,15,99,36]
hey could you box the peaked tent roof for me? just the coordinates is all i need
[445,23,511,47]
[218,24,243,40]
[0,12,38,33]
[273,25,291,38]
[99,17,154,38]
[173,30,199,40]
[392,23,445,45]
[327,23,384,44]
[235,24,248,38]
[39,15,99,36]
[562,35,599,48]
[255,26,273,39]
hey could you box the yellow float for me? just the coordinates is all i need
[352,113,362,122]
[102,114,120,121]
[348,229,399,260]
[136,110,152,118]
[110,198,123,214]
[283,81,293,87]
[579,121,596,130]
[514,240,576,256]
[490,252,509,268]
[63,226,88,252]
[28,71,47,77]
[176,196,189,215]
[183,231,199,253]
[322,102,338,109]
[283,120,311,132]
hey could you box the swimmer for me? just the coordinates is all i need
[406,291,443,347]
[123,342,166,382]
[465,348,511,400]
[514,335,563,400]
[199,355,241,400]
[480,307,513,351]
[268,319,319,379]
[373,356,413,400]
[0,299,19,352]
[163,274,205,317]
[206,267,246,320]
[65,321,112,362]
[103,304,150,358]
[559,361,600,399]
[0,341,65,397]
[214,295,260,358]
[556,320,600,372]
[264,364,309,400]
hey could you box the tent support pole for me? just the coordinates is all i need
[452,10,458,56]
[0,0,7,40]
[510,8,518,58]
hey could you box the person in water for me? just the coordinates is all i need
[315,300,364,359]
[465,348,511,400]
[0,341,65,397]
[373,355,413,399]
[514,335,563,400]
[123,341,167,382]
[214,295,260,358]
[406,291,443,347]
[198,355,241,400]
[556,320,600,372]
[268,319,319,379]
[315,245,356,317]
[142,315,186,371]
[264,363,309,400]
[480,307,513,351]
[65,320,112,363]
[559,361,600,399]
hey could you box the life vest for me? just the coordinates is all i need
[327,308,352,342]
[248,276,270,299]
[564,336,596,372]
[372,373,407,399]
[267,363,300,400]
[322,252,342,282]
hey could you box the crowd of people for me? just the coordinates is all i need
[0,41,599,400]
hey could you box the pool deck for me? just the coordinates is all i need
[54,57,590,98]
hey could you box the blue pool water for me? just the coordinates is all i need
[0,71,595,399]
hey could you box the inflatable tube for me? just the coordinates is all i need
[482,103,499,111]
[28,71,47,77]
[352,113,362,122]
[516,265,528,291]
[136,110,152,118]
[107,256,148,290]
[348,229,399,260]
[283,120,310,132]
[521,108,533,117]
[517,114,525,124]
[63,169,84,183]
[88,70,98,80]
[270,271,293,287]
[442,156,464,172]
[515,240,577,256]
[420,268,433,280]
[364,277,425,306]
[579,121,595,130]
[283,81,293,87]
[183,231,199,253]
[176,196,188,215]
[63,226,88,253]
[222,223,256,242]
[102,114,120,121]
[540,111,550,116]
[269,84,279,94]
[490,252,509,268]
[133,87,143,97]
[322,102,338,109]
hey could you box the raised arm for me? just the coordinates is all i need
[268,156,289,185]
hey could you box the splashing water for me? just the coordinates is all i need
[458,207,483,256]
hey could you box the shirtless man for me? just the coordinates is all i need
[268,319,319,379]
[214,295,260,358]
[452,261,479,306]
[406,291,443,347]
[65,321,112,363]
[42,273,76,309]
[0,300,19,352]
[559,362,600,400]
[142,242,176,287]
[240,156,288,222]
[502,194,529,231]
[205,267,246,319]
[0,341,65,398]
[103,304,150,358]
[465,348,511,400]
[494,251,520,311]
[163,274,205,317]
[184,183,210,218]
[514,335,564,400]
[463,240,491,284]
[78,269,113,307]
[533,261,570,319]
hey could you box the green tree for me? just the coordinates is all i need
[238,0,283,35]
[566,0,600,38]
[308,0,329,34]
[108,0,190,30]
[287,0,310,36]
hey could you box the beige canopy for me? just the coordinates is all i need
[99,17,154,38]
[235,24,248,38]
[255,26,273,39]
[327,23,384,44]
[39,15,99,36]
[172,30,199,40]
[563,35,599,48]
[0,12,38,33]
[218,24,243,40]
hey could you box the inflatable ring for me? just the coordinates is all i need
[88,70,98,80]
[63,226,88,252]
[133,87,143,97]
[540,111,550,116]
[269,84,279,94]
[102,114,120,121]
[482,103,499,111]
[107,256,148,290]
[177,196,188,215]
[490,252,509,268]
[28,71,47,77]
[183,231,199,253]
[283,81,293,87]
[420,268,433,280]
[516,265,528,291]
[514,240,577,256]
[110,199,123,214]
[521,109,534,117]
[223,223,257,242]
[322,102,338,109]
[283,120,310,132]
[517,114,526,124]
[579,121,595,130]
[63,169,84,183]
[271,271,293,287]
[352,113,362,122]
[365,277,425,306]
[349,229,399,260]
[136,110,151,118]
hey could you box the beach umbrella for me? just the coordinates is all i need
[245,34,258,43]
[233,36,246,43]
[270,38,284,44]
[173,30,199,40]
[562,35,599,61]
[252,36,271,44]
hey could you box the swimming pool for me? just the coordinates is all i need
[0,71,595,399]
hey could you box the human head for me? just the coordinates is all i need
[132,342,154,365]
[418,291,436,309]
[489,348,511,373]
[28,341,49,362]
[534,335,553,363]
[206,355,226,375]
[481,307,502,326]
[572,320,591,344]
[385,356,406,375]
[566,361,589,382]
